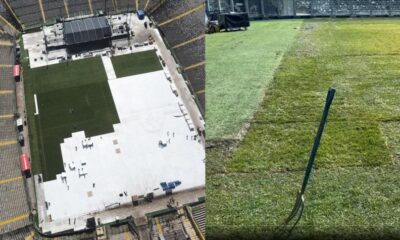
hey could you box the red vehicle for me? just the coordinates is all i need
[13,64,21,81]
[20,153,31,177]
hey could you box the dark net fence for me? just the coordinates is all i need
[207,0,400,18]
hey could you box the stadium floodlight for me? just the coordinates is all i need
[278,87,336,238]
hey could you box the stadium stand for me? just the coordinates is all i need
[2,0,200,29]
[3,0,42,26]
[184,64,205,108]
[0,4,18,32]
[0,177,30,231]
[370,0,390,15]
[173,33,205,111]
[151,211,195,240]
[260,0,283,17]
[91,0,116,14]
[0,38,13,63]
[295,0,311,15]
[0,225,33,240]
[150,0,201,22]
[0,31,31,238]
[145,0,166,14]
[173,37,205,70]
[0,118,17,141]
[157,12,204,50]
[0,94,14,115]
[151,0,205,113]
[0,68,14,90]
[352,0,371,15]
[332,0,351,15]
[190,203,205,237]
[208,0,400,18]
[40,0,69,21]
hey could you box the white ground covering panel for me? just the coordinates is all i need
[101,56,116,80]
[40,70,205,223]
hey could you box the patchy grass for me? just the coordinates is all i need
[206,20,303,140]
[379,121,400,165]
[229,121,391,172]
[207,18,400,238]
[207,166,400,239]
[206,140,238,175]
[111,50,162,78]
[24,57,119,181]
[227,19,400,172]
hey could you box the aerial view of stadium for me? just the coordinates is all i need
[0,0,205,239]
[207,0,400,239]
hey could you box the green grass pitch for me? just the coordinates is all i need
[207,19,400,238]
[206,20,303,140]
[111,49,162,78]
[24,57,120,181]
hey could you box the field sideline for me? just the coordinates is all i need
[207,19,400,238]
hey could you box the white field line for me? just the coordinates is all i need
[34,94,39,115]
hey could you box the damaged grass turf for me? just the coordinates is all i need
[207,18,400,238]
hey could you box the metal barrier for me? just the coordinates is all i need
[207,0,400,19]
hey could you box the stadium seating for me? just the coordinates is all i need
[210,0,400,17]
[0,118,17,141]
[0,225,32,240]
[370,0,390,15]
[190,203,205,236]
[0,32,31,237]
[185,65,205,110]
[142,0,165,13]
[351,0,371,15]
[0,41,14,64]
[173,37,205,110]
[295,0,311,14]
[332,0,351,15]
[0,172,30,232]
[262,0,280,17]
[150,0,201,22]
[0,94,15,115]
[91,0,116,14]
[0,68,13,89]
[40,0,69,22]
[6,0,42,26]
[150,0,205,113]
[311,0,331,15]
[156,10,204,47]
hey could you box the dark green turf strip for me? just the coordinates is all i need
[111,50,162,78]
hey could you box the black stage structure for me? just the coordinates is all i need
[63,17,112,53]
[45,16,130,54]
